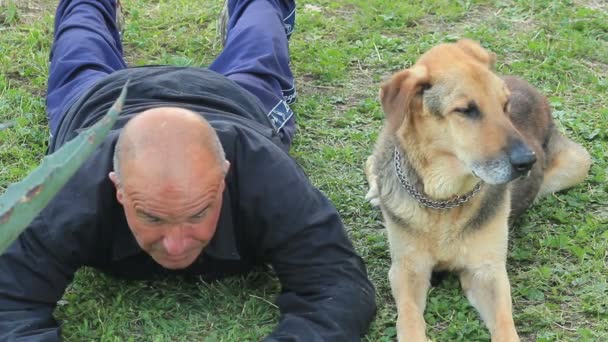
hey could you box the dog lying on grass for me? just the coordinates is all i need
[365,39,591,341]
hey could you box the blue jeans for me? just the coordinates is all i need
[46,0,297,146]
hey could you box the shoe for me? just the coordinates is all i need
[217,0,295,46]
[217,0,229,46]
[116,0,125,38]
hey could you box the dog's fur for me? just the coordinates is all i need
[365,39,591,342]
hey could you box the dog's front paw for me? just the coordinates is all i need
[365,189,381,207]
[365,180,381,207]
[365,156,381,206]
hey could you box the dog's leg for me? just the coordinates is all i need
[538,131,591,198]
[365,155,381,207]
[390,255,433,342]
[460,263,519,342]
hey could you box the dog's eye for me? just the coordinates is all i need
[454,101,480,119]
[418,83,432,95]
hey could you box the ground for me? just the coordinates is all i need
[1,0,607,341]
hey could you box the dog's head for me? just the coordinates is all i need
[380,39,536,185]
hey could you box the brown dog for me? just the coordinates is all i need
[365,39,591,341]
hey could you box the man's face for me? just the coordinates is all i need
[110,158,229,270]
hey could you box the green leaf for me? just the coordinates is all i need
[0,83,128,254]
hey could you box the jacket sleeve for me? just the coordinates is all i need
[234,139,376,341]
[0,145,112,341]
[0,214,77,341]
[262,193,377,342]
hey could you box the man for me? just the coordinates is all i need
[0,0,376,340]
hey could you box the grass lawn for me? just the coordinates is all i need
[1,0,607,341]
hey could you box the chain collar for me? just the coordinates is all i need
[393,147,483,210]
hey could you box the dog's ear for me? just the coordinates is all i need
[456,39,496,68]
[379,65,430,131]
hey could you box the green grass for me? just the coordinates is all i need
[1,0,607,341]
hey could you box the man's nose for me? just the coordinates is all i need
[163,226,187,256]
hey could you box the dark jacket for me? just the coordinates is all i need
[0,67,376,341]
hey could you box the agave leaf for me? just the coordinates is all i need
[0,83,128,254]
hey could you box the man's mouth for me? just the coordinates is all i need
[164,253,190,262]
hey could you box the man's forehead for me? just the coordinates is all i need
[123,144,221,176]
[124,167,224,192]
[122,173,225,217]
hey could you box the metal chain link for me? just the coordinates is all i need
[393,147,483,210]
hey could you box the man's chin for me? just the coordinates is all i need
[154,254,198,270]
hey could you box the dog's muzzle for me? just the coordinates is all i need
[508,139,536,178]
[471,138,536,185]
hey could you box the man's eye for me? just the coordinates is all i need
[190,207,209,221]
[143,215,162,224]
[191,209,208,221]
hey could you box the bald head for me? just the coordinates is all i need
[110,107,230,270]
[112,107,226,187]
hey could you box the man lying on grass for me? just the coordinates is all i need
[0,0,376,340]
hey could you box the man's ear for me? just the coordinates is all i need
[379,65,430,132]
[455,39,496,68]
[108,171,124,205]
[223,160,231,176]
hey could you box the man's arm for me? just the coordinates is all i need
[263,195,377,342]
[233,137,376,341]
[0,145,113,341]
[0,216,75,341]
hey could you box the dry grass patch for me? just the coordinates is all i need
[574,0,608,12]
[418,3,539,38]
[0,0,54,24]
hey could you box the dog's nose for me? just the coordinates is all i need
[508,140,536,174]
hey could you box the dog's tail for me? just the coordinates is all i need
[537,128,591,199]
